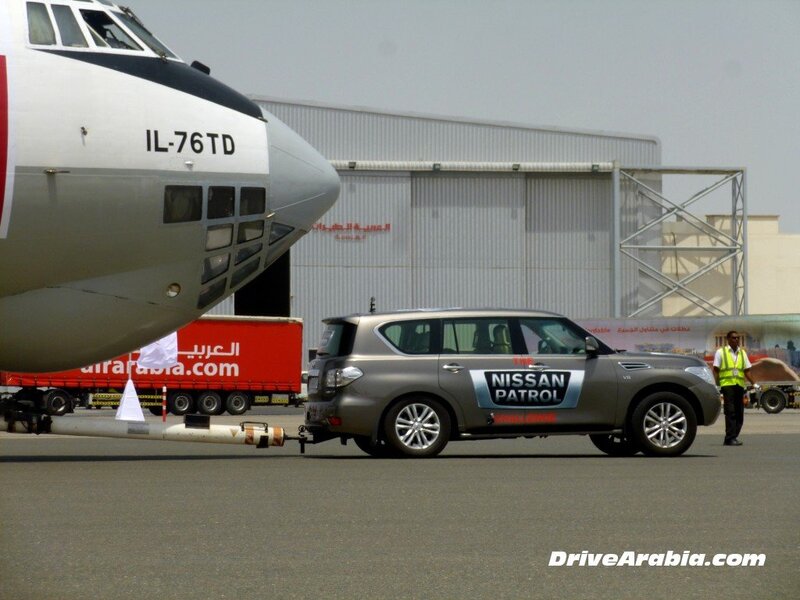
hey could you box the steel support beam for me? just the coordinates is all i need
[618,167,747,317]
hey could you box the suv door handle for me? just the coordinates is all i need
[528,363,550,370]
[442,363,464,373]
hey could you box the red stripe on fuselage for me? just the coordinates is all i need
[0,56,7,224]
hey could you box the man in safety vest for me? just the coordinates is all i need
[712,330,756,446]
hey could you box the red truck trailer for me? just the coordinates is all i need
[0,316,302,416]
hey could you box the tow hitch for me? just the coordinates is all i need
[284,425,319,455]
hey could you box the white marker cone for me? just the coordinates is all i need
[115,378,145,422]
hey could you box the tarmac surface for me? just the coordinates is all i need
[1,407,798,599]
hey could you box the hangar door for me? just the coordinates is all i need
[411,174,526,308]
[526,175,613,317]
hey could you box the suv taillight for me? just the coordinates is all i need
[324,366,363,390]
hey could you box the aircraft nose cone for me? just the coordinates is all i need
[264,111,340,227]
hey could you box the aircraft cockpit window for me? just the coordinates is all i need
[230,258,261,288]
[237,221,265,244]
[269,223,295,245]
[114,11,177,59]
[208,187,235,219]
[27,2,57,46]
[51,5,89,48]
[198,279,227,310]
[80,9,142,51]
[201,254,230,285]
[205,224,233,251]
[164,186,202,223]
[240,188,266,216]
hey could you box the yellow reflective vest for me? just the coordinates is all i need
[718,346,748,388]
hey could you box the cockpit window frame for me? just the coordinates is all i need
[50,4,89,48]
[79,8,143,52]
[113,10,178,59]
[26,2,58,46]
[24,1,182,62]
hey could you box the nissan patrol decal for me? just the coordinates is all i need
[469,369,584,410]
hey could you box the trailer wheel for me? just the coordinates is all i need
[168,391,194,416]
[760,389,787,414]
[197,391,224,415]
[44,389,72,416]
[225,391,250,415]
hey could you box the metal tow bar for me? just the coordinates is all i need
[3,410,287,448]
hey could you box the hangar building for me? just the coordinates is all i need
[228,98,742,356]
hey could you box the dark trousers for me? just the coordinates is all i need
[721,385,745,441]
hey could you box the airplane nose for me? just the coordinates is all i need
[263,110,340,227]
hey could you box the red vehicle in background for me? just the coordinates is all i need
[0,316,302,416]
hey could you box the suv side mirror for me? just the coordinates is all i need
[585,336,600,356]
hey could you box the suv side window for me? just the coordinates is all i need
[316,322,356,357]
[379,320,436,355]
[520,318,586,355]
[442,318,515,355]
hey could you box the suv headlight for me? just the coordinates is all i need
[685,366,715,386]
[324,366,363,389]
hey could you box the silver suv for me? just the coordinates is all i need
[305,309,721,458]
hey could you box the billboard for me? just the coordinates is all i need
[578,315,800,377]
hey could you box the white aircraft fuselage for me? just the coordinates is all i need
[0,1,339,372]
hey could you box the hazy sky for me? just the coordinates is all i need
[130,0,800,233]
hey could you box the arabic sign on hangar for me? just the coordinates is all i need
[312,221,391,241]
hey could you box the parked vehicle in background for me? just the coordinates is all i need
[0,316,302,416]
[579,316,800,415]
[304,309,722,458]
[751,382,800,414]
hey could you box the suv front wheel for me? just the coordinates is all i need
[631,392,697,457]
[383,397,450,458]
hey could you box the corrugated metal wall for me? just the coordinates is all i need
[254,98,661,165]
[411,174,526,307]
[527,175,613,316]
[291,173,413,353]
[291,171,616,356]
[243,98,662,356]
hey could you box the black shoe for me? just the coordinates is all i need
[724,439,743,446]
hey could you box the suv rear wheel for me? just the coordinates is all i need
[631,392,697,457]
[383,397,450,458]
